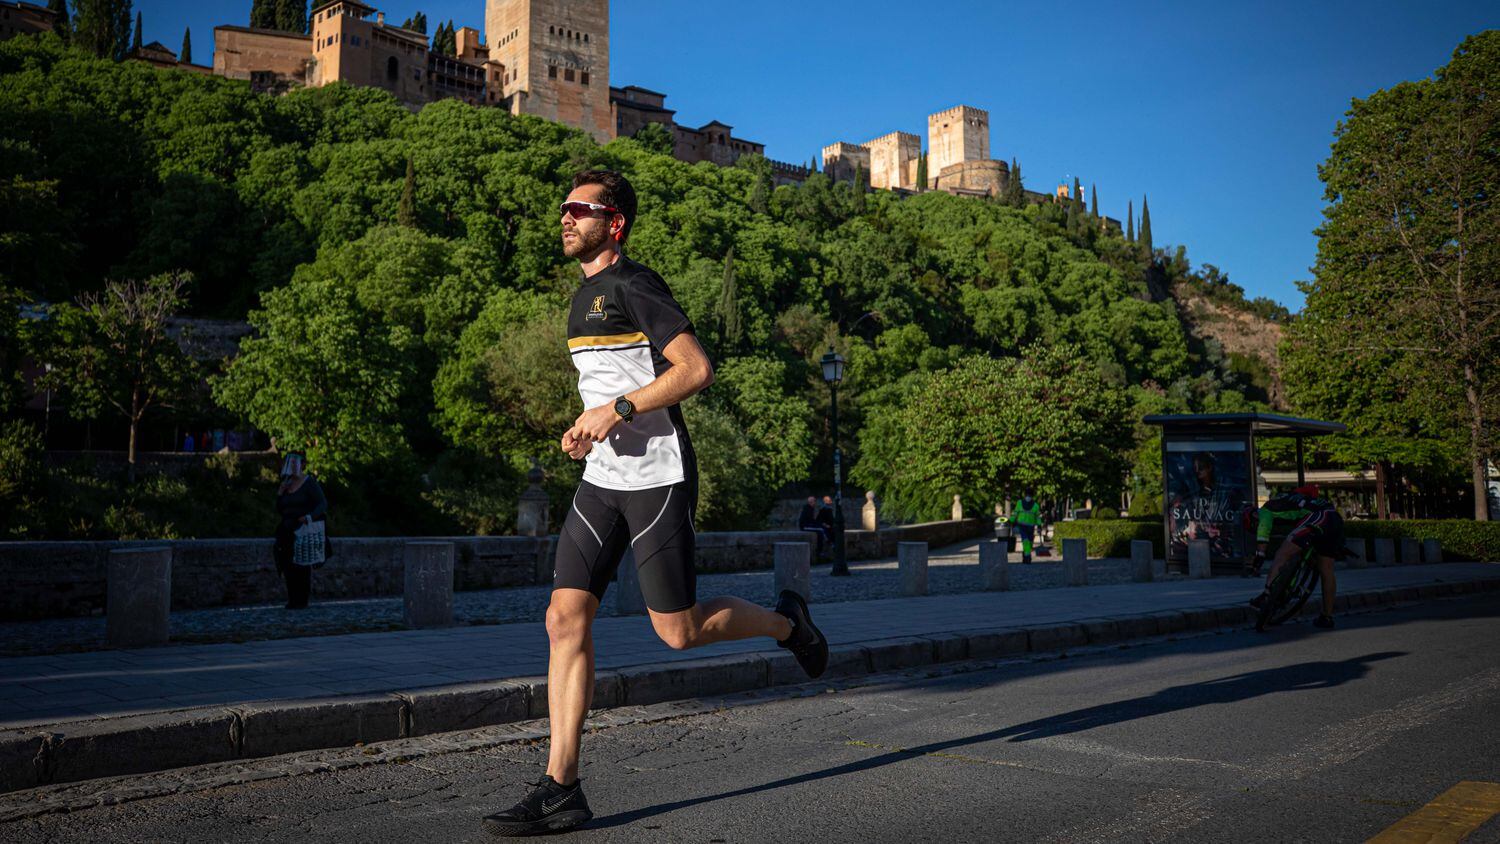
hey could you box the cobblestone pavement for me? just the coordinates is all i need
[0,541,1157,658]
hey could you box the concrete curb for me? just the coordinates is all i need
[4,576,1498,793]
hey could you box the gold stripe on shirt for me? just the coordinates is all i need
[568,332,649,350]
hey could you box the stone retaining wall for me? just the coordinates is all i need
[0,518,992,621]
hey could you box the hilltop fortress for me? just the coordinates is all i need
[77,0,1103,204]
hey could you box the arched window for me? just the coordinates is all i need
[387,56,398,81]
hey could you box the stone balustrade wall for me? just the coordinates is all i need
[0,517,992,621]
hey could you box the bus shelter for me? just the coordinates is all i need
[1142,412,1346,573]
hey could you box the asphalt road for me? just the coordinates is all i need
[8,594,1500,843]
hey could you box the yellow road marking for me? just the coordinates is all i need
[1368,781,1500,843]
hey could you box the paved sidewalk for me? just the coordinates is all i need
[1,562,1492,730]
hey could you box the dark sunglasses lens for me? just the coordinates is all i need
[561,202,595,218]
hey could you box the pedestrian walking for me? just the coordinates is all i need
[482,170,829,837]
[271,451,327,609]
[1014,491,1043,563]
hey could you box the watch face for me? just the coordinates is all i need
[615,398,632,416]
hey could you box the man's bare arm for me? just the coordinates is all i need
[624,332,713,413]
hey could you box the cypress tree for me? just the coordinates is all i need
[852,162,866,214]
[718,247,742,348]
[1139,195,1154,255]
[250,0,276,30]
[1127,200,1135,242]
[1090,183,1098,218]
[181,27,191,63]
[397,157,417,227]
[47,0,69,42]
[274,0,306,34]
[74,0,134,59]
[915,152,927,192]
[415,12,427,34]
[131,10,141,51]
[1006,158,1025,206]
[1071,176,1083,214]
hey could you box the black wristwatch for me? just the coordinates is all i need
[614,396,635,423]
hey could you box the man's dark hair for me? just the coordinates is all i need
[572,169,637,245]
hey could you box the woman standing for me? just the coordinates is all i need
[272,451,327,609]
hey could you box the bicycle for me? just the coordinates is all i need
[1254,544,1356,632]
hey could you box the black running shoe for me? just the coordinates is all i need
[1248,592,1268,609]
[1313,614,1335,629]
[775,589,828,679]
[482,775,592,837]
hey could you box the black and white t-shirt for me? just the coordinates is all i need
[567,256,698,491]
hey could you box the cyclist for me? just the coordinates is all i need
[1247,484,1344,629]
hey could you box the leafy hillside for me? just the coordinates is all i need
[1,35,1273,536]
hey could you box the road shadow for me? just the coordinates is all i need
[587,651,1404,829]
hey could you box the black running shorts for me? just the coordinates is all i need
[1287,509,1345,557]
[553,478,698,612]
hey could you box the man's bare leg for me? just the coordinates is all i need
[545,588,599,786]
[648,597,792,651]
[1316,555,1336,616]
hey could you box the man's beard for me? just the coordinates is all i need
[563,225,610,259]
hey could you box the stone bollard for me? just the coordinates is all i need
[898,541,928,596]
[862,491,878,531]
[515,460,549,536]
[1130,540,1154,583]
[951,494,963,521]
[403,541,455,628]
[1400,537,1421,565]
[107,546,172,649]
[1062,538,1088,586]
[774,542,812,601]
[979,540,1009,591]
[614,548,647,615]
[1422,538,1443,564]
[1187,540,1212,579]
[1373,537,1396,566]
[1345,537,1369,569]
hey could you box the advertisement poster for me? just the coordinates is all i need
[1165,440,1251,560]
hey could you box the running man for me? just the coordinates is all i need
[482,171,830,837]
[1247,484,1344,629]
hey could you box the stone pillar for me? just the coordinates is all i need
[1187,540,1211,579]
[1345,537,1369,569]
[951,494,963,521]
[1422,539,1443,564]
[979,540,1008,591]
[1373,537,1396,566]
[516,459,549,537]
[614,548,647,615]
[1399,537,1421,565]
[403,541,454,628]
[107,546,172,649]
[1062,538,1088,586]
[898,541,928,596]
[774,542,811,600]
[1130,540,1153,583]
[862,491,878,531]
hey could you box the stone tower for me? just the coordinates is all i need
[865,131,921,191]
[926,105,989,188]
[486,0,612,143]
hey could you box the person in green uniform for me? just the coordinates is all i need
[1014,492,1043,563]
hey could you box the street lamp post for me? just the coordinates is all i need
[821,346,849,576]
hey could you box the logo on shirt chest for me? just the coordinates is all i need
[586,295,607,321]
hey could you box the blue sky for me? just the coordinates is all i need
[139,0,1496,310]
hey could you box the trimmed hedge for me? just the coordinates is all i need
[1053,518,1163,558]
[1344,519,1500,563]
